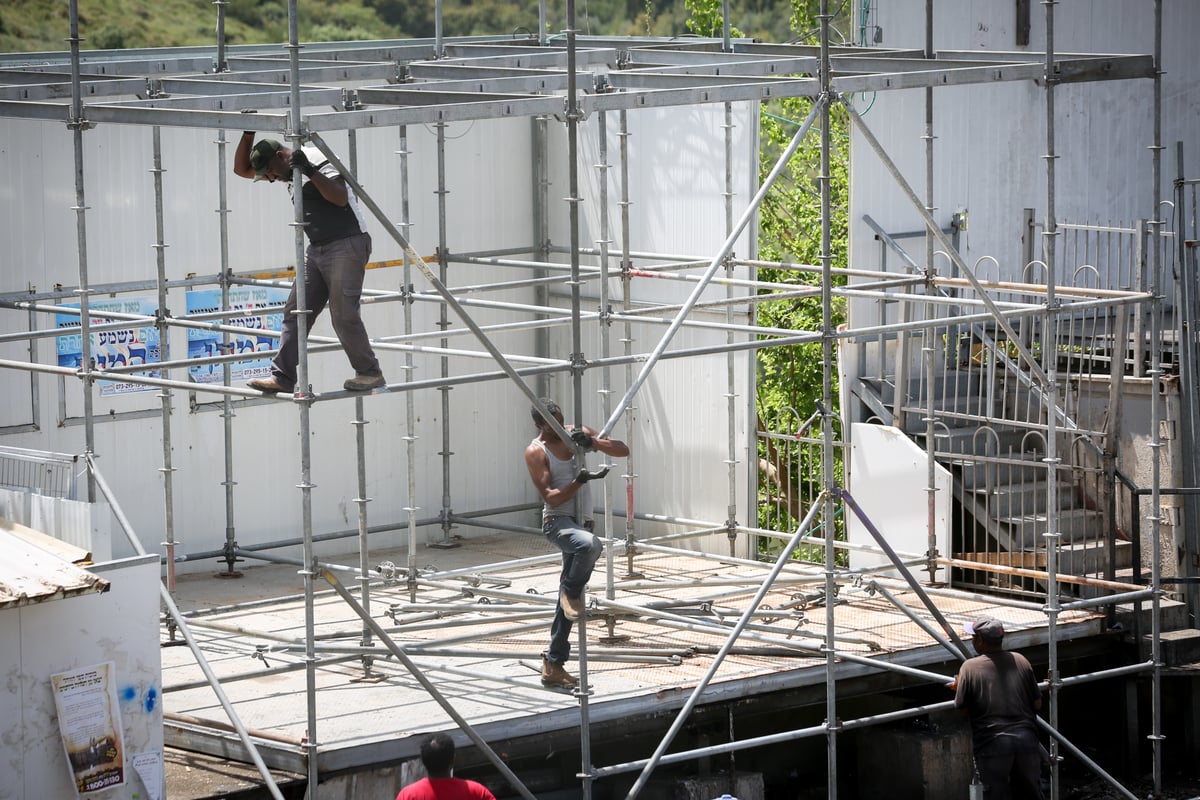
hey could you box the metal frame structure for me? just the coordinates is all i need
[0,1,1183,799]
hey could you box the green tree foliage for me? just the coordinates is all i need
[0,0,814,52]
[754,96,849,558]
[672,0,851,551]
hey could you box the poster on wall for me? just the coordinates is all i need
[186,286,289,385]
[51,662,127,795]
[55,298,161,396]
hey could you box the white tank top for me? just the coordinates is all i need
[532,437,591,521]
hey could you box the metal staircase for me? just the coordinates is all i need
[853,319,1130,598]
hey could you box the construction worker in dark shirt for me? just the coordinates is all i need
[233,132,385,394]
[951,615,1045,800]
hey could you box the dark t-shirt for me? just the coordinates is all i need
[955,650,1042,755]
[396,777,496,800]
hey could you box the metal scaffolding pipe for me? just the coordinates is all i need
[598,98,824,441]
[305,133,584,453]
[150,125,179,595]
[623,495,825,798]
[320,567,539,800]
[88,455,287,800]
[67,0,97,502]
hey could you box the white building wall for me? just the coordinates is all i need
[847,0,1198,298]
[540,103,759,555]
[0,96,760,569]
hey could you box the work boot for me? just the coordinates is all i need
[541,656,577,689]
[248,376,292,394]
[344,373,386,391]
[559,588,585,621]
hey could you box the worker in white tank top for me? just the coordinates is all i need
[524,397,629,688]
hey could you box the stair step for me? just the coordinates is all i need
[976,480,1079,519]
[863,368,986,405]
[1057,539,1133,574]
[899,395,993,434]
[926,425,1035,457]
[952,453,1048,490]
[1005,507,1106,547]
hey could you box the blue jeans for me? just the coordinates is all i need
[271,232,381,389]
[544,515,602,666]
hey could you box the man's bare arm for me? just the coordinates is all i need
[579,425,629,458]
[233,131,256,179]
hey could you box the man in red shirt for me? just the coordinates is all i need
[396,733,496,800]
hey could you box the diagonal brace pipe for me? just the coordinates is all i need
[305,133,580,453]
[835,487,971,657]
[596,95,827,439]
[622,493,827,799]
[320,567,538,800]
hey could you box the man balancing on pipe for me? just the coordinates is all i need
[524,397,629,688]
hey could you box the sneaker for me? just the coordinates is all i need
[248,376,292,394]
[559,588,585,621]
[541,655,577,689]
[344,373,386,392]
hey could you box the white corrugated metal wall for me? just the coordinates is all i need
[0,95,761,571]
[847,0,1198,296]
[545,103,759,556]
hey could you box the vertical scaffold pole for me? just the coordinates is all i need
[1041,4,1064,798]
[398,122,422,596]
[347,130,375,671]
[151,126,178,594]
[434,120,457,548]
[618,109,639,574]
[67,0,97,503]
[921,0,940,586]
[564,2,596,797]
[1148,1,1165,794]
[722,84,739,560]
[283,0,319,792]
[818,2,839,798]
[598,110,617,603]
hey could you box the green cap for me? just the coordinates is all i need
[249,139,283,180]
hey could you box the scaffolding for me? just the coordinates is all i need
[0,1,1189,799]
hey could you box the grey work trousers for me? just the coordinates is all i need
[270,231,381,390]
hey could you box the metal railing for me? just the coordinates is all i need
[0,445,79,499]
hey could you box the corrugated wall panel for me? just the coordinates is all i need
[541,103,758,556]
[0,98,759,570]
[849,0,1198,326]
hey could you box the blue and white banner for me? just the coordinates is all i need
[185,286,289,385]
[56,298,161,397]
